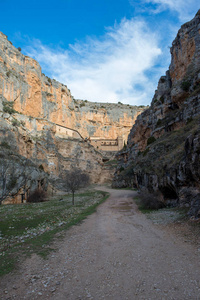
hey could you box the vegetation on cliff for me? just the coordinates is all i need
[113,10,200,218]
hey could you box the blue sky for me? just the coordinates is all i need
[1,0,199,105]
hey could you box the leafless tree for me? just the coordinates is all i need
[21,159,32,202]
[0,155,17,204]
[63,169,90,205]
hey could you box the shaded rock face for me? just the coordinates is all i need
[113,10,200,217]
[0,31,144,142]
[0,113,105,203]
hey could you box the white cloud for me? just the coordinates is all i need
[144,0,199,21]
[26,18,162,105]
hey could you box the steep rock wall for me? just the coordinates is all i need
[113,10,200,217]
[0,111,107,203]
[0,31,145,142]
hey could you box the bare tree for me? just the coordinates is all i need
[21,159,32,202]
[0,156,17,205]
[63,169,90,205]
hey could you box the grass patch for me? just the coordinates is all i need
[0,190,109,276]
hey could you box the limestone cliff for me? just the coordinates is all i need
[0,111,107,204]
[1,31,142,203]
[113,10,200,218]
[0,31,144,143]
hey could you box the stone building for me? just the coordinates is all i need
[89,136,124,152]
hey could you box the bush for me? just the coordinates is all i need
[39,164,44,171]
[20,121,25,127]
[3,101,17,114]
[11,118,21,127]
[147,136,156,145]
[6,71,11,77]
[181,80,191,92]
[0,141,11,149]
[160,96,164,103]
[139,191,165,210]
[156,119,162,127]
[27,189,47,203]
[119,166,124,172]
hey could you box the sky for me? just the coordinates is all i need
[1,0,199,105]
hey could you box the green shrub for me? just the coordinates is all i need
[27,189,47,203]
[147,136,156,145]
[181,80,191,92]
[143,148,149,157]
[39,164,44,171]
[3,101,17,114]
[119,166,124,172]
[139,191,166,210]
[156,119,162,127]
[20,121,25,127]
[160,77,166,83]
[186,117,193,124]
[0,141,10,149]
[6,71,11,77]
[160,96,164,103]
[11,118,21,127]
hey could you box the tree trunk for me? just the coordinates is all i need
[72,192,75,206]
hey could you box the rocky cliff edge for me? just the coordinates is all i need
[113,10,200,218]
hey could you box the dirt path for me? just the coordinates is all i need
[1,187,200,299]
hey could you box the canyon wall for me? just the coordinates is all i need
[113,10,200,217]
[0,30,142,203]
[0,31,144,143]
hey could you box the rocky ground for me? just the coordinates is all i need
[0,187,200,300]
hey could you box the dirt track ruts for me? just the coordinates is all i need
[1,187,200,299]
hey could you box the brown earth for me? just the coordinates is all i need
[0,187,200,299]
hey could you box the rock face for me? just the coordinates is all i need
[0,31,144,142]
[0,112,106,203]
[0,31,146,203]
[113,10,200,218]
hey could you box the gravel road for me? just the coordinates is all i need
[1,187,200,299]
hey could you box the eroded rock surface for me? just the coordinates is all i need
[113,10,200,217]
[0,31,144,141]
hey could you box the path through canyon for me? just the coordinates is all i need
[1,187,200,299]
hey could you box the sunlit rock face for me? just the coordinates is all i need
[113,10,200,217]
[0,31,145,143]
[0,31,145,203]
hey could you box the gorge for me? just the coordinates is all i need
[0,10,200,218]
[113,10,200,218]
